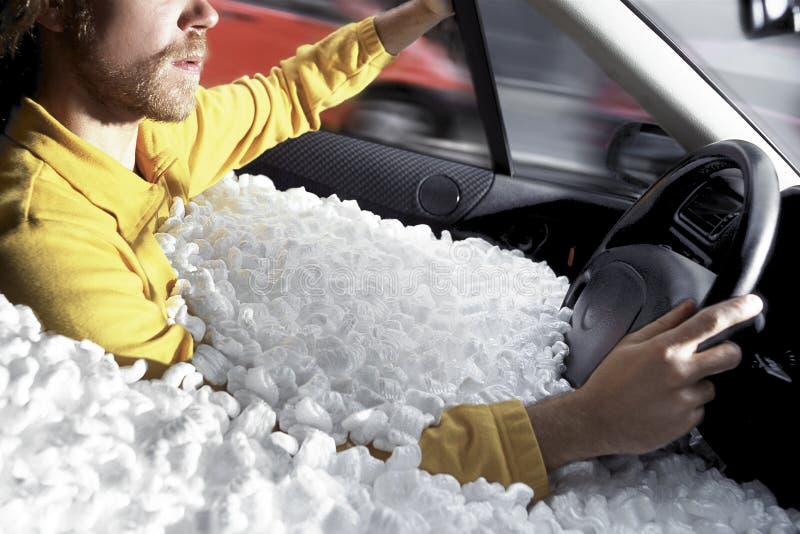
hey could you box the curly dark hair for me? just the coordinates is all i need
[0,0,47,56]
[0,0,46,132]
[0,0,91,132]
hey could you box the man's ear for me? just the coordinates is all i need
[37,0,67,33]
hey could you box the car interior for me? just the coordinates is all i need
[229,0,800,508]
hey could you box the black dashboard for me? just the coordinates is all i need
[698,185,799,510]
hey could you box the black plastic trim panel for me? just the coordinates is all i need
[240,130,494,226]
[464,171,634,219]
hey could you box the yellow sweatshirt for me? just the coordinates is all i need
[0,17,549,499]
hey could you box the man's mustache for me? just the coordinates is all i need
[160,34,208,63]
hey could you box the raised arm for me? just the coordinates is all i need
[159,0,455,199]
[374,0,454,55]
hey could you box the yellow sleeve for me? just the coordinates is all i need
[0,220,192,376]
[419,400,551,501]
[156,16,395,199]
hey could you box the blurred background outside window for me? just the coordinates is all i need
[205,0,491,168]
[478,0,654,196]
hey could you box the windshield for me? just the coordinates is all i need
[628,0,800,175]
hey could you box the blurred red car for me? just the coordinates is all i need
[204,0,473,136]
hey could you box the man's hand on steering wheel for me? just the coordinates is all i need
[527,294,763,472]
[579,294,762,456]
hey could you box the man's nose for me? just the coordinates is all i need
[179,0,220,33]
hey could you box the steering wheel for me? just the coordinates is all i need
[564,140,779,387]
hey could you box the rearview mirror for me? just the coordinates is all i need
[741,0,800,37]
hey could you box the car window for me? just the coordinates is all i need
[628,0,800,176]
[206,0,491,168]
[478,0,657,196]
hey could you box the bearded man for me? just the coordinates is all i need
[0,0,761,504]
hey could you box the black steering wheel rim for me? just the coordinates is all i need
[563,140,779,387]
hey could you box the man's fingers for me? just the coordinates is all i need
[688,341,743,382]
[687,407,706,429]
[661,294,762,349]
[685,379,716,406]
[626,299,696,343]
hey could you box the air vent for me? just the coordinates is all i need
[678,179,743,241]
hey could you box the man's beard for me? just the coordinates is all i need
[70,33,207,123]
